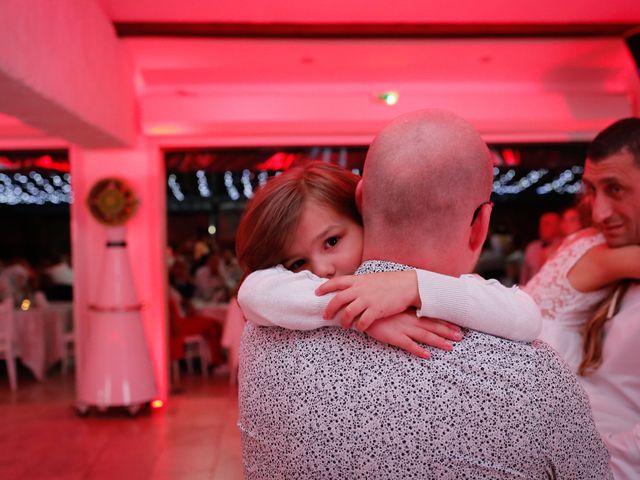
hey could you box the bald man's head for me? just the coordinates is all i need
[360,110,493,269]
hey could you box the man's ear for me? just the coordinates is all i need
[355,180,363,214]
[469,202,492,253]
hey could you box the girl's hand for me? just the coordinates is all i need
[364,311,463,358]
[316,271,421,331]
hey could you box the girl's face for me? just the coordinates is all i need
[282,200,364,278]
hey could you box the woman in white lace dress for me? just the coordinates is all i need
[524,226,639,373]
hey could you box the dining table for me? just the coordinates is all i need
[13,301,72,380]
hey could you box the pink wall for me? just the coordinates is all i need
[70,140,169,401]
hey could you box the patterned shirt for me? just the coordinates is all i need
[238,260,612,479]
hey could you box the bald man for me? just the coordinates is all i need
[238,111,611,479]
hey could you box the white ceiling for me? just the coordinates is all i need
[1,1,639,147]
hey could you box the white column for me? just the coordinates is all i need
[70,140,169,401]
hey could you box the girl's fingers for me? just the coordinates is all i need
[433,318,465,338]
[395,336,431,359]
[354,309,381,332]
[315,276,355,296]
[323,289,358,320]
[416,318,462,341]
[409,328,454,352]
[340,298,368,329]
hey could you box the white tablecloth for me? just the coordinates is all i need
[14,302,71,380]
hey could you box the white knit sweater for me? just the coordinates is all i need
[238,265,541,341]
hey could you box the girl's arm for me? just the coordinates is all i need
[568,244,640,292]
[415,270,542,341]
[237,265,340,330]
[318,269,542,342]
[237,266,462,357]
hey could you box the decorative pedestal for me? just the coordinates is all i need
[77,226,157,415]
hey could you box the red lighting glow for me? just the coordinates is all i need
[151,399,164,409]
[502,148,520,166]
[257,152,297,171]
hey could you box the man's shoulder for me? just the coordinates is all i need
[241,322,572,384]
[439,329,575,380]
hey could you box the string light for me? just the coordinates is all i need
[257,171,269,187]
[338,148,348,168]
[241,169,254,199]
[165,164,585,205]
[224,171,240,201]
[490,166,583,196]
[536,168,582,195]
[167,174,184,202]
[14,173,28,184]
[196,170,211,198]
[0,171,72,205]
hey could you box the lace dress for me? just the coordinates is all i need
[524,230,611,371]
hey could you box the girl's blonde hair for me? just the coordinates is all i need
[579,280,632,376]
[235,162,361,276]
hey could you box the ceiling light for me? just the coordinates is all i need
[377,91,399,106]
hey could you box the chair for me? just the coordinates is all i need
[168,289,217,384]
[0,297,17,391]
[170,335,212,384]
[61,331,75,375]
[50,302,75,375]
[183,334,212,378]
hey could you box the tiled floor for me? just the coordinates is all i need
[0,367,244,480]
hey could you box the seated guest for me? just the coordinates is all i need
[519,211,562,285]
[44,253,73,301]
[560,206,585,238]
[169,259,195,300]
[237,110,611,479]
[0,257,32,302]
[168,287,223,369]
[218,249,243,292]
[193,254,228,304]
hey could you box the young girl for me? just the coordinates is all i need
[525,224,640,374]
[236,161,542,357]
